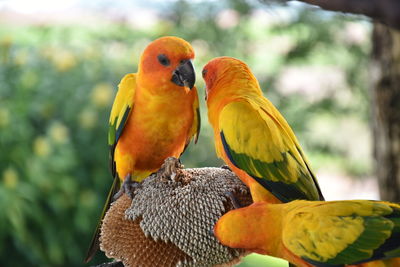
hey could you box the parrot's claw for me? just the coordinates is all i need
[113,174,140,200]
[220,165,231,171]
[224,191,242,209]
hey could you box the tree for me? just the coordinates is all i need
[371,24,400,202]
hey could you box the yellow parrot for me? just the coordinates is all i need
[214,200,400,267]
[203,56,323,203]
[85,36,200,262]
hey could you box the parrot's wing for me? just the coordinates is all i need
[219,99,323,202]
[282,201,400,266]
[181,87,201,155]
[84,74,135,263]
[190,87,201,144]
[108,73,136,179]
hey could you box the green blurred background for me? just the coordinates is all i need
[0,0,374,266]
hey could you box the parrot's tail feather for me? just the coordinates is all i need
[84,176,121,263]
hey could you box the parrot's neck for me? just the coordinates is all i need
[136,82,191,105]
[256,203,286,257]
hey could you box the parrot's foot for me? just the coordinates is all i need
[113,174,140,200]
[220,165,231,171]
[224,191,242,209]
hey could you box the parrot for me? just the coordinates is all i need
[84,36,200,263]
[214,199,400,267]
[203,56,323,203]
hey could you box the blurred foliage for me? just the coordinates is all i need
[0,0,370,266]
[239,253,289,267]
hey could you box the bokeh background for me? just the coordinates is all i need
[0,0,378,266]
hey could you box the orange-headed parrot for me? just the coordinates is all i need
[214,200,400,267]
[85,36,200,262]
[203,56,323,203]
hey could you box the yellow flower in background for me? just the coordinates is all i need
[3,167,18,189]
[52,49,77,72]
[0,35,12,64]
[91,83,114,108]
[33,136,51,157]
[39,45,55,60]
[79,108,97,129]
[49,122,69,144]
[14,49,29,66]
[83,46,100,60]
[0,108,9,127]
[20,70,39,89]
[0,35,12,47]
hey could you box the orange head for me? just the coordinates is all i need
[202,57,262,128]
[202,56,260,102]
[138,36,196,91]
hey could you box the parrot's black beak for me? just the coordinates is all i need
[171,60,195,89]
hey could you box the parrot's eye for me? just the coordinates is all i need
[157,54,170,66]
[202,69,207,78]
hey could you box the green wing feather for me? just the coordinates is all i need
[283,200,400,267]
[219,99,323,202]
[84,73,136,263]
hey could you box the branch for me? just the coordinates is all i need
[303,0,400,29]
[265,0,400,30]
